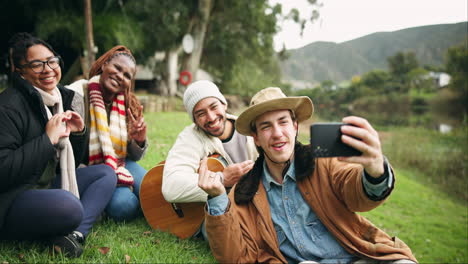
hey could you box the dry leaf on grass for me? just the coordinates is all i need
[53,245,62,254]
[143,231,152,235]
[98,247,110,255]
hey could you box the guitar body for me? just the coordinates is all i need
[140,155,226,239]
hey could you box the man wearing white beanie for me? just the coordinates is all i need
[162,80,258,238]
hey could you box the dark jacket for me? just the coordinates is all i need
[0,72,85,230]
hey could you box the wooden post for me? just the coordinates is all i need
[84,0,95,78]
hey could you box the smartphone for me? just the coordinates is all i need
[310,123,362,157]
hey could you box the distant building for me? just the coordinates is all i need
[134,64,214,93]
[135,65,157,92]
[282,79,317,91]
[428,72,451,88]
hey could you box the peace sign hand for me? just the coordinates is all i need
[127,105,147,145]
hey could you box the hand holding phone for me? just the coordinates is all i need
[310,123,362,157]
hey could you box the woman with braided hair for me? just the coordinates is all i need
[68,45,148,222]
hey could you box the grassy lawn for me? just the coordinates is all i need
[361,168,467,263]
[0,111,466,263]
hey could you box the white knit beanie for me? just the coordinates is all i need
[183,80,227,121]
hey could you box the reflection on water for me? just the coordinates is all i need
[439,123,453,134]
[318,102,462,131]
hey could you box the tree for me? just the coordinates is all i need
[1,0,49,74]
[445,41,468,94]
[2,0,145,83]
[387,51,419,93]
[126,0,320,96]
[183,0,213,83]
[2,0,321,97]
[407,67,433,93]
[360,69,391,94]
[126,0,202,95]
[202,0,281,95]
[445,40,468,114]
[387,51,419,78]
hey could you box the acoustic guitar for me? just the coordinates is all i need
[139,155,226,239]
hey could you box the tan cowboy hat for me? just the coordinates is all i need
[236,87,314,135]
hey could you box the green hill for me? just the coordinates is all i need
[281,22,468,85]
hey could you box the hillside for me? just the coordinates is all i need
[280,22,468,85]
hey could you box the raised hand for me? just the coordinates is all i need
[63,110,84,133]
[338,116,385,178]
[127,105,147,145]
[198,157,226,198]
[46,113,70,145]
[222,160,255,187]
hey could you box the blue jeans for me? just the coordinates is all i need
[1,164,116,240]
[105,159,147,222]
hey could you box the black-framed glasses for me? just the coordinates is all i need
[19,56,61,73]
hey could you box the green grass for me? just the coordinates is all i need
[1,111,467,263]
[360,168,467,263]
[0,218,215,263]
[381,125,468,201]
[139,111,192,169]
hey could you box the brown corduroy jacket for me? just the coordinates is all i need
[205,143,417,264]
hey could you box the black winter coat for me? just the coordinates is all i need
[0,72,85,230]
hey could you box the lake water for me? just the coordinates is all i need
[317,103,462,132]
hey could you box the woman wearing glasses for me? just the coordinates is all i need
[67,46,148,222]
[0,32,116,258]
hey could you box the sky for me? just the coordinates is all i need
[272,0,468,51]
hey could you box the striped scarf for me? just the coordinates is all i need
[88,75,134,186]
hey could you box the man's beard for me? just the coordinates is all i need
[200,115,226,137]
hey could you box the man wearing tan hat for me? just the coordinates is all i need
[198,87,417,263]
[162,80,258,205]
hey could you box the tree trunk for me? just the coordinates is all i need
[167,48,179,96]
[183,0,213,83]
[84,0,95,78]
[159,0,213,96]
